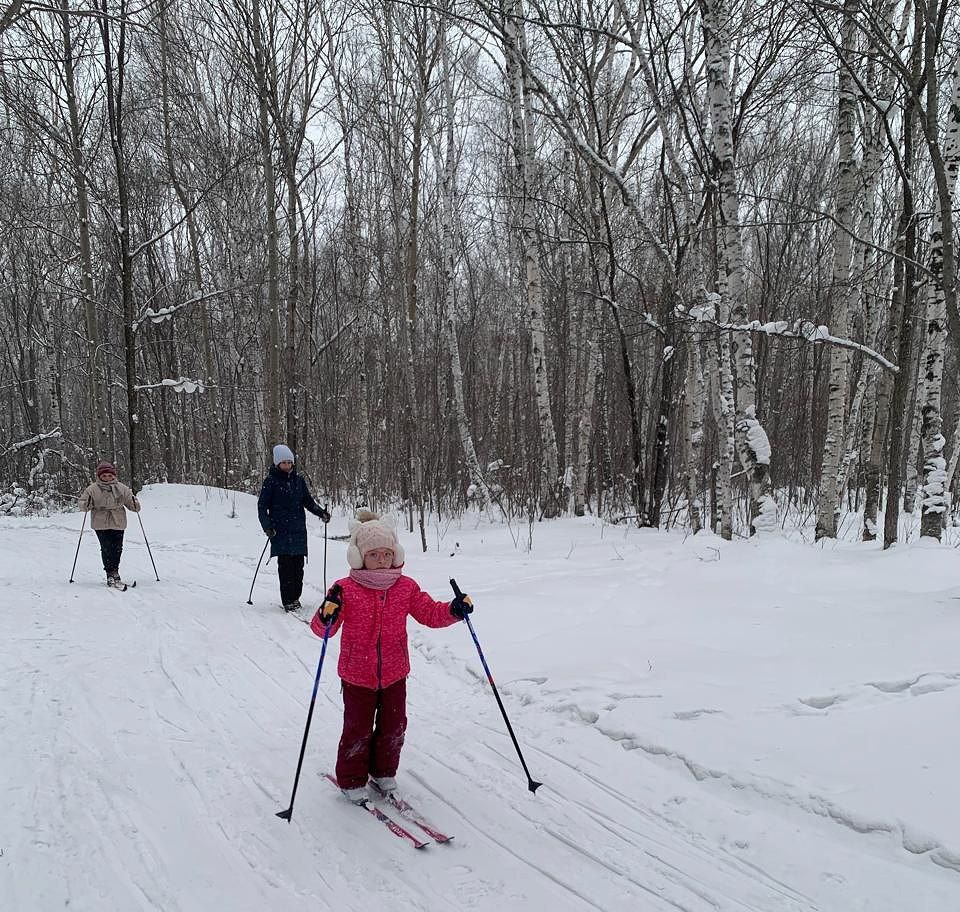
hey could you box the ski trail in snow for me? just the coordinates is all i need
[3,488,959,912]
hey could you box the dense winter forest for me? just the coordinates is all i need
[0,0,957,545]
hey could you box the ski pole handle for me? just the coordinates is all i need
[450,578,465,600]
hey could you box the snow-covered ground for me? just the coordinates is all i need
[1,484,958,911]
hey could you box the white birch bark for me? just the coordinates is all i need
[706,285,735,540]
[838,0,901,503]
[504,0,560,516]
[700,0,773,533]
[560,147,579,510]
[815,0,859,541]
[919,61,960,538]
[572,301,602,517]
[684,337,706,534]
[944,401,960,514]
[903,317,927,515]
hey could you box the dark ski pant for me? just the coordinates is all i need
[336,678,407,790]
[95,529,124,576]
[276,554,304,605]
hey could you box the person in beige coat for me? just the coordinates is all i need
[78,461,140,586]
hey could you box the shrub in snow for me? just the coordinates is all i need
[0,479,61,516]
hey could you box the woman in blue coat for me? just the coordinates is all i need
[258,444,331,610]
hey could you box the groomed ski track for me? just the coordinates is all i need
[1,485,957,911]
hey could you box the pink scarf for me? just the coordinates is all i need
[349,567,402,590]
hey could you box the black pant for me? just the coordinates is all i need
[277,554,305,605]
[95,529,125,575]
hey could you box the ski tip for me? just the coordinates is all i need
[276,808,293,821]
[528,780,543,794]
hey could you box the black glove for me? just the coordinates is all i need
[450,592,473,619]
[317,506,331,524]
[264,527,276,538]
[319,583,342,625]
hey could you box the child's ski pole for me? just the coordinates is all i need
[276,585,340,822]
[450,578,542,794]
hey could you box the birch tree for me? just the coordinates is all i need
[700,0,774,533]
[503,0,560,516]
[918,61,960,539]
[815,0,860,541]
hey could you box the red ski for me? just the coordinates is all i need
[369,781,453,844]
[324,775,428,849]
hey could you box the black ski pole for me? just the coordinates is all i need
[137,512,160,581]
[450,578,542,794]
[69,511,87,583]
[247,539,270,605]
[277,585,340,822]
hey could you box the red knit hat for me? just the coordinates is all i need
[96,461,117,478]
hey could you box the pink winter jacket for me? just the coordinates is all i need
[310,575,457,690]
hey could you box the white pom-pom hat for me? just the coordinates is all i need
[346,509,405,569]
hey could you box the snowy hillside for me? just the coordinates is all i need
[1,484,959,911]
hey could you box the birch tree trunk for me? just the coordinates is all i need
[684,334,706,533]
[504,0,560,516]
[837,0,900,500]
[559,146,580,510]
[918,61,960,539]
[700,0,773,533]
[572,301,601,517]
[815,0,859,541]
[903,335,925,513]
[882,15,922,549]
[943,394,960,511]
[707,285,735,539]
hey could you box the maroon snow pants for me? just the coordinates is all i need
[335,678,408,789]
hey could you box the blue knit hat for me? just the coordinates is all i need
[273,444,295,465]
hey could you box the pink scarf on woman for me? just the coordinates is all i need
[349,567,402,590]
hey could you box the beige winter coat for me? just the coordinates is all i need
[78,481,140,530]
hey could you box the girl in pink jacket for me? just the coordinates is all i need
[311,510,473,803]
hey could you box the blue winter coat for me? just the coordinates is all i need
[257,466,325,557]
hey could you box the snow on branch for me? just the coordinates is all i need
[132,289,228,333]
[135,377,206,394]
[592,293,666,335]
[684,299,897,373]
[28,447,58,486]
[1,428,62,458]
